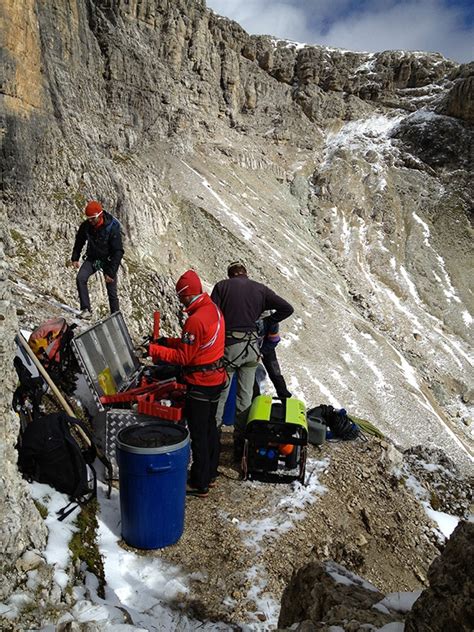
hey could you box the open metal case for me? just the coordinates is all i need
[72,312,148,478]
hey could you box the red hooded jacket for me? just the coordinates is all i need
[149,293,226,387]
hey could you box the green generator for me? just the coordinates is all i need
[242,395,308,484]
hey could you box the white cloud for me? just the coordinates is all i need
[318,0,474,62]
[207,0,474,62]
[208,0,316,42]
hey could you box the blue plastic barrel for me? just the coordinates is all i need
[116,422,190,549]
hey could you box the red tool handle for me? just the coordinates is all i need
[153,311,160,340]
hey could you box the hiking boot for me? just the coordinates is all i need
[79,309,93,320]
[186,485,209,498]
[209,476,218,488]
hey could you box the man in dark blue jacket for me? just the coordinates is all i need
[256,317,292,400]
[211,261,293,460]
[71,201,124,319]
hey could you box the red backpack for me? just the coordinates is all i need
[28,318,77,383]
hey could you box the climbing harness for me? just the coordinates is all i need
[224,330,261,370]
[182,359,225,375]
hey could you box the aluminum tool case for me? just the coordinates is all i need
[72,312,147,478]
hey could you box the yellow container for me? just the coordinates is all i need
[98,367,117,395]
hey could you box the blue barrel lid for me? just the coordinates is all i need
[117,422,189,454]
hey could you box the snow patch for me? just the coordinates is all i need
[182,161,253,240]
[375,591,422,614]
[303,368,342,408]
[28,483,79,589]
[325,560,379,593]
[462,310,473,326]
[412,212,431,245]
[343,334,387,392]
[399,265,421,303]
[323,114,404,165]
[237,459,328,552]
[423,503,459,540]
[234,459,328,628]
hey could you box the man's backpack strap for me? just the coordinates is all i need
[105,216,121,236]
[52,416,97,520]
[63,417,96,459]
[56,462,97,522]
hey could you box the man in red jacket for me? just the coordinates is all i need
[149,270,226,498]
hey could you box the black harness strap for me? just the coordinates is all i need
[182,359,225,375]
[224,331,261,370]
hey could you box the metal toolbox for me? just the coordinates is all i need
[72,312,151,478]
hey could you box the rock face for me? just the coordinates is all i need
[405,521,474,632]
[436,63,474,122]
[279,522,474,631]
[278,560,402,630]
[0,213,48,599]
[1,0,473,621]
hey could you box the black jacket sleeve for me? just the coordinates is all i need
[263,287,294,323]
[71,223,88,262]
[104,223,124,278]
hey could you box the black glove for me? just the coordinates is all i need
[153,336,168,347]
[147,362,182,381]
[261,315,279,336]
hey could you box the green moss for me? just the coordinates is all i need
[50,187,86,210]
[10,229,39,269]
[97,304,109,320]
[125,257,140,275]
[69,500,105,598]
[51,189,68,202]
[10,228,25,243]
[131,304,145,320]
[34,500,48,520]
[73,191,87,210]
[430,491,442,511]
[111,151,133,164]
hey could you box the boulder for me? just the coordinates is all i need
[405,521,474,632]
[277,560,401,630]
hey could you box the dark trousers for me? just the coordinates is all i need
[261,347,292,399]
[76,260,119,313]
[186,384,223,490]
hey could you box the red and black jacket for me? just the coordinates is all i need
[149,293,226,387]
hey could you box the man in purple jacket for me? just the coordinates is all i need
[211,262,293,460]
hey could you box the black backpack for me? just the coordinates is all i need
[307,404,361,441]
[17,413,97,521]
[12,355,47,418]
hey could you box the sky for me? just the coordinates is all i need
[206,0,474,63]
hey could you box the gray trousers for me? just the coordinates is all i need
[76,260,119,313]
[216,337,260,439]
